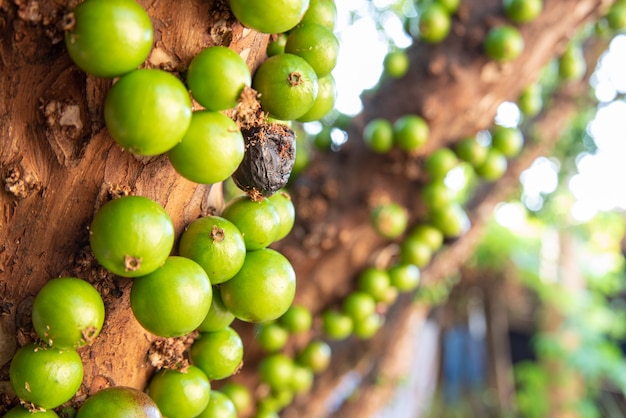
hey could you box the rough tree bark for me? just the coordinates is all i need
[0,0,613,415]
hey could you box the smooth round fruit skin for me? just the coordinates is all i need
[558,44,586,81]
[418,3,451,44]
[130,256,212,337]
[168,111,244,185]
[220,382,253,416]
[400,236,433,268]
[259,353,295,391]
[491,126,523,157]
[278,305,312,333]
[198,391,237,418]
[353,312,384,339]
[371,202,408,239]
[381,285,399,305]
[267,190,296,241]
[5,406,59,417]
[267,33,288,56]
[484,25,524,62]
[435,0,461,13]
[285,23,339,77]
[429,203,470,238]
[607,2,626,29]
[104,69,192,156]
[221,195,281,250]
[255,322,290,352]
[228,0,310,34]
[89,195,175,278]
[252,53,319,121]
[518,83,543,117]
[65,0,153,78]
[408,224,444,252]
[425,148,458,180]
[290,364,314,393]
[190,327,244,380]
[76,386,162,418]
[363,118,394,154]
[454,136,488,167]
[313,126,333,151]
[147,366,211,418]
[220,248,296,323]
[342,291,377,321]
[384,49,409,79]
[357,267,391,303]
[504,0,543,23]
[388,263,421,292]
[297,73,337,122]
[32,277,105,349]
[301,0,337,29]
[197,289,235,332]
[393,115,429,153]
[187,46,251,111]
[297,340,331,373]
[475,148,508,181]
[421,180,452,211]
[322,310,353,339]
[9,343,83,409]
[178,216,246,285]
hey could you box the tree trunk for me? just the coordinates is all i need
[0,0,613,415]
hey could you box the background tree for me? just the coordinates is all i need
[0,0,621,416]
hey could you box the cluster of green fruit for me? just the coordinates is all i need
[7,184,296,416]
[94,187,296,416]
[382,0,543,97]
[250,308,333,416]
[483,0,544,62]
[65,0,251,186]
[415,0,460,44]
[363,115,430,155]
[6,278,104,417]
[8,0,329,415]
[237,0,339,123]
[353,124,526,319]
[380,0,461,81]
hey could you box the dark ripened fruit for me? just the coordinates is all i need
[231,123,296,200]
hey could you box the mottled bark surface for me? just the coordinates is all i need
[0,0,613,415]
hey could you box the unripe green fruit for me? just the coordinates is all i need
[418,3,452,44]
[504,0,543,23]
[484,25,524,62]
[371,202,408,239]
